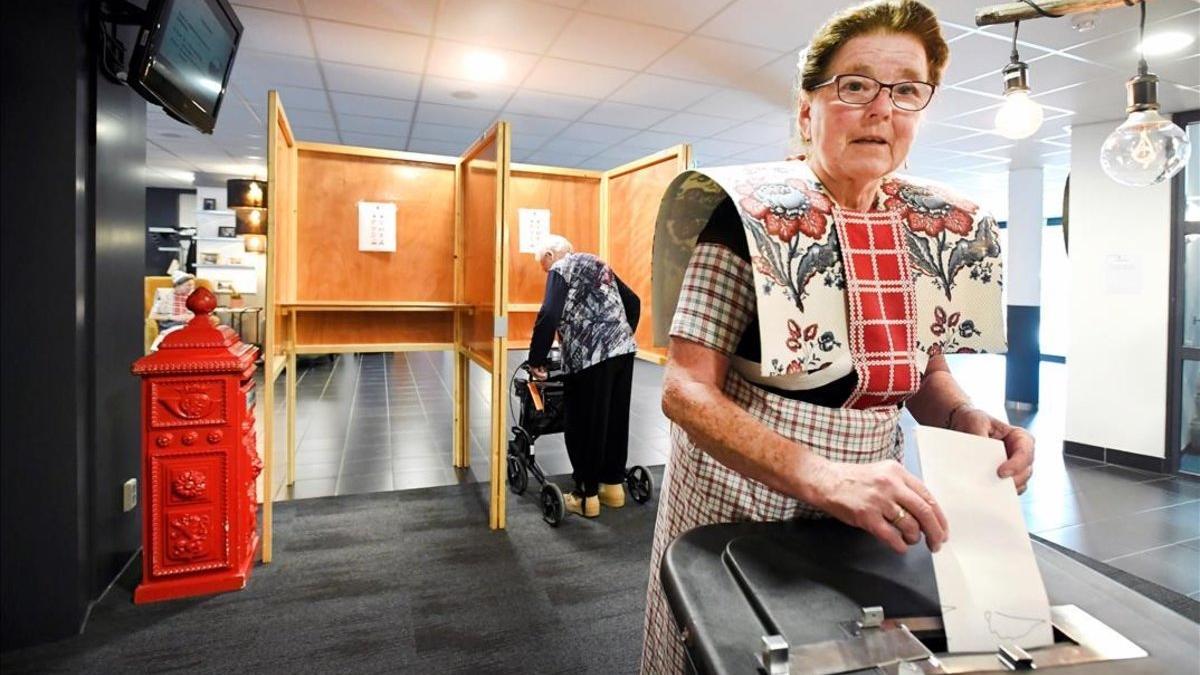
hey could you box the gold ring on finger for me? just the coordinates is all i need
[889,506,908,524]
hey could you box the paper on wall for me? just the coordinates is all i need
[518,208,551,253]
[915,425,1053,653]
[358,201,396,252]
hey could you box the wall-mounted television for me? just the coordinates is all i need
[128,0,243,134]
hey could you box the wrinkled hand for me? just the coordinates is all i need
[529,366,548,380]
[951,407,1035,494]
[807,458,949,554]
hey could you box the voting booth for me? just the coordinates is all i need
[505,146,691,365]
[258,91,688,559]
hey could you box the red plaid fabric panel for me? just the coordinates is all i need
[669,243,755,356]
[172,291,189,317]
[640,370,902,674]
[832,209,919,409]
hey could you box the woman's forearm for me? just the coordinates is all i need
[906,355,972,428]
[662,375,825,502]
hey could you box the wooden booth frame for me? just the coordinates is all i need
[261,90,687,561]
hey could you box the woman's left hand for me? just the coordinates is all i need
[950,407,1035,494]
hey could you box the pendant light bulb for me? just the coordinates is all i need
[1100,0,1191,187]
[994,28,1043,140]
[1100,106,1190,186]
[996,87,1044,139]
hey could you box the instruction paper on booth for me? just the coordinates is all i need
[358,201,396,252]
[519,208,551,253]
[915,425,1053,653]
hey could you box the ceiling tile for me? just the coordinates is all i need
[548,14,683,70]
[1064,8,1200,75]
[410,121,485,144]
[747,52,802,104]
[579,0,729,32]
[321,62,422,99]
[229,50,323,91]
[511,133,551,153]
[289,126,341,143]
[1018,53,1118,95]
[341,132,409,151]
[502,112,572,138]
[647,36,783,87]
[235,7,314,57]
[504,89,597,119]
[691,138,758,158]
[557,122,638,144]
[406,138,470,155]
[414,102,498,128]
[284,108,336,130]
[579,101,674,128]
[728,144,785,163]
[337,113,411,137]
[524,149,592,167]
[713,119,790,146]
[915,121,991,145]
[577,156,620,170]
[232,0,302,13]
[420,75,514,111]
[980,1,1200,52]
[609,73,719,110]
[589,146,659,166]
[924,86,1002,124]
[303,0,437,34]
[697,0,848,51]
[330,92,417,119]
[310,19,429,70]
[424,40,539,88]
[687,89,787,122]
[269,85,330,112]
[623,129,688,151]
[651,111,739,137]
[941,32,1054,88]
[539,137,609,156]
[435,0,574,52]
[523,58,634,99]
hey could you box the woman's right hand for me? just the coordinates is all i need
[805,457,949,554]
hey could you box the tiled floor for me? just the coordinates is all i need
[264,351,1199,600]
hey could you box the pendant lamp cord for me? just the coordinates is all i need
[1017,0,1062,19]
[1136,0,1148,75]
[1010,20,1021,63]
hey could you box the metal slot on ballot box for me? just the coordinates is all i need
[766,604,1147,675]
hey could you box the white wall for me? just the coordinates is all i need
[1064,121,1173,458]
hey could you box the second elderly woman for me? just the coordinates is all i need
[640,1,1036,671]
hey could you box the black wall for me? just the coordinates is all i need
[2,0,146,650]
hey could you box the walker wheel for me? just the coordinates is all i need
[626,465,653,504]
[540,483,565,526]
[507,452,528,495]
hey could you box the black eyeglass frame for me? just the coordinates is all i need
[810,74,937,112]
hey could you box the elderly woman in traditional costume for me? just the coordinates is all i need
[640,1,1035,671]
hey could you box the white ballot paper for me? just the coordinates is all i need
[915,425,1053,653]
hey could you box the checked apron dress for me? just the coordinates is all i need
[640,161,1006,673]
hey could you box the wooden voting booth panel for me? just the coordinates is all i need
[458,123,511,529]
[262,91,297,563]
[605,146,691,364]
[506,165,601,347]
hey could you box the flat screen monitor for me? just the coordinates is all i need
[128,0,243,134]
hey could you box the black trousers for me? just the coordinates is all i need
[562,353,635,497]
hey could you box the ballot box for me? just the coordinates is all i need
[660,520,1197,675]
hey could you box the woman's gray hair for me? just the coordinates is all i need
[534,234,573,262]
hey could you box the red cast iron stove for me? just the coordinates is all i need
[131,287,261,603]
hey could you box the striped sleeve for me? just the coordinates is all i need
[669,243,756,355]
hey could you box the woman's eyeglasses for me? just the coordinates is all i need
[811,74,936,112]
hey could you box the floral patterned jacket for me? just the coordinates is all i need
[652,161,1005,390]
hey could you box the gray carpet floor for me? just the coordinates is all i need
[2,471,663,674]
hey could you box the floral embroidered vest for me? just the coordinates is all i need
[652,161,1005,408]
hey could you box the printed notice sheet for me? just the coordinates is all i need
[518,208,550,253]
[915,425,1053,653]
[358,201,397,252]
